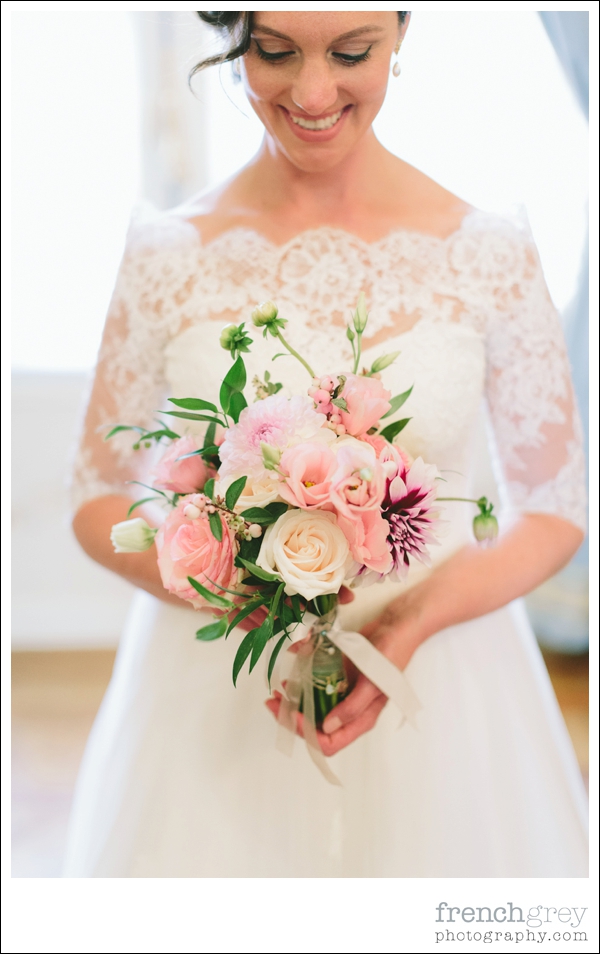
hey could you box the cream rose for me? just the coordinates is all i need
[256,509,350,601]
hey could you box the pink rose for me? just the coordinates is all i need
[329,445,391,572]
[339,374,391,436]
[155,496,239,608]
[153,437,214,494]
[359,432,389,457]
[337,510,392,575]
[278,442,337,509]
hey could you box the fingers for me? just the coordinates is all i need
[321,673,383,735]
[317,693,388,756]
[338,585,355,605]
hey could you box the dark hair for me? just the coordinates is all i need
[191,12,409,82]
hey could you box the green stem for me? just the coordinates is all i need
[437,497,482,504]
[352,331,363,374]
[275,330,315,379]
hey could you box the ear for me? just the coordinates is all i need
[399,12,411,43]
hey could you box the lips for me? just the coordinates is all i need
[281,105,352,142]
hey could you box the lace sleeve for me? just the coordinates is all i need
[70,211,195,514]
[481,222,586,533]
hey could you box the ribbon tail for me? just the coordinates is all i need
[327,627,422,728]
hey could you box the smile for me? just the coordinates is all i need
[290,110,343,131]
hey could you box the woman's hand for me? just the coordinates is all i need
[265,598,422,756]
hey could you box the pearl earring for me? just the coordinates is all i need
[392,41,402,77]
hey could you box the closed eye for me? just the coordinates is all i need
[254,42,294,62]
[332,47,372,66]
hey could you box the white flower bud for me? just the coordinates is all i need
[111,518,157,553]
[370,351,401,374]
[261,442,282,470]
[248,523,263,538]
[183,504,201,519]
[352,291,368,333]
[251,300,279,326]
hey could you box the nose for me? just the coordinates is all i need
[290,58,339,115]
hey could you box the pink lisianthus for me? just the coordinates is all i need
[155,496,240,608]
[339,374,392,436]
[152,437,214,495]
[278,442,337,509]
[329,444,391,573]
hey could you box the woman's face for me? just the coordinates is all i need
[241,12,408,173]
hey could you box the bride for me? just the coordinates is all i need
[64,12,587,877]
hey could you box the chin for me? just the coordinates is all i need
[278,136,362,174]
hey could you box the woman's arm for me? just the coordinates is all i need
[266,512,583,754]
[73,495,186,607]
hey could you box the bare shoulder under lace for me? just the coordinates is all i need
[71,206,586,534]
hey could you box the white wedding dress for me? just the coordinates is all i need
[64,207,588,877]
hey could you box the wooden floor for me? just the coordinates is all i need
[11,648,589,878]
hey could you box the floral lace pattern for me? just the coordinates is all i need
[71,208,586,533]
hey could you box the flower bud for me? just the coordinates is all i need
[219,321,253,357]
[248,524,263,538]
[352,291,368,333]
[183,503,201,520]
[473,512,499,545]
[111,517,157,553]
[251,300,279,326]
[370,351,401,374]
[261,442,282,470]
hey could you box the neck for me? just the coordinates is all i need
[244,128,395,223]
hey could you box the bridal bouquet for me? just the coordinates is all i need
[109,296,497,732]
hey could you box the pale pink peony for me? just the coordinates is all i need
[337,511,392,574]
[218,394,326,481]
[339,374,392,436]
[153,437,214,495]
[278,442,337,509]
[155,496,240,608]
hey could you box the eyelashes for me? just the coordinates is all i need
[253,42,372,67]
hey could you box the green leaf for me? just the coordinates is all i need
[161,411,225,425]
[204,478,216,500]
[226,599,266,636]
[175,448,219,461]
[270,582,285,622]
[331,397,348,411]
[233,629,257,686]
[380,386,413,419]
[225,476,247,511]
[127,496,158,517]
[228,391,247,423]
[209,510,223,541]
[265,502,288,519]
[168,397,218,413]
[236,535,262,567]
[239,558,281,582]
[126,480,168,498]
[186,576,234,609]
[223,356,247,393]
[220,381,232,416]
[291,594,303,623]
[204,421,217,449]
[239,507,278,526]
[104,424,146,440]
[196,617,228,641]
[267,632,290,689]
[249,616,274,673]
[379,418,411,443]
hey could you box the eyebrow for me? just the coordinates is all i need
[251,25,385,43]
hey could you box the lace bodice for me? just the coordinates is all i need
[71,208,586,535]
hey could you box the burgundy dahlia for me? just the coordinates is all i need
[382,456,440,581]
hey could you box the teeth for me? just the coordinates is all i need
[291,110,343,131]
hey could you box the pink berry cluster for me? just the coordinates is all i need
[308,375,347,436]
[182,494,262,541]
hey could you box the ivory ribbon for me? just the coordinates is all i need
[275,613,422,785]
